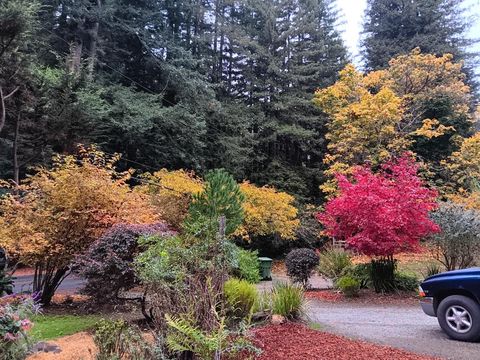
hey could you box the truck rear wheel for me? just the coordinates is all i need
[437,295,480,342]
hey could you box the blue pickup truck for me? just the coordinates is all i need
[419,268,480,342]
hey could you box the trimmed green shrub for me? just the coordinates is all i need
[233,248,261,284]
[394,272,418,292]
[271,283,304,319]
[285,248,319,287]
[224,278,258,319]
[317,248,352,281]
[336,275,360,297]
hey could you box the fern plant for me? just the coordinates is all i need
[165,314,228,360]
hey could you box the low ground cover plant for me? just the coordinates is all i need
[336,276,360,297]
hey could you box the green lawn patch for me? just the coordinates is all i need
[31,314,102,341]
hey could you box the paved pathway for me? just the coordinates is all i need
[307,301,480,360]
[13,274,85,294]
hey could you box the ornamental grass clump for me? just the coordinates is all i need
[271,283,305,320]
[224,278,258,320]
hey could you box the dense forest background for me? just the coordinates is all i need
[0,0,478,202]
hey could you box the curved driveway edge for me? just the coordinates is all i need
[307,300,480,360]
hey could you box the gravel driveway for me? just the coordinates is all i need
[307,301,480,360]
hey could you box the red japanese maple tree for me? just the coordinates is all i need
[317,156,440,257]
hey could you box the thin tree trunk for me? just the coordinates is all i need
[13,113,20,186]
[87,0,102,80]
[0,86,19,134]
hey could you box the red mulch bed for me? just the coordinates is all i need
[250,323,438,360]
[305,289,419,306]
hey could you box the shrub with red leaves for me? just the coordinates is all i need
[75,222,174,304]
[317,156,439,257]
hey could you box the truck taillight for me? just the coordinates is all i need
[418,285,426,297]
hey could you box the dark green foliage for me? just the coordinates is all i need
[394,272,419,292]
[285,248,320,287]
[294,205,326,249]
[336,276,360,297]
[185,169,245,236]
[0,270,14,296]
[348,263,371,289]
[370,258,397,293]
[362,0,475,70]
[231,247,261,284]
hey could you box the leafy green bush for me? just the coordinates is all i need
[285,248,319,287]
[430,203,480,270]
[94,319,153,360]
[231,248,260,284]
[394,272,418,292]
[224,278,258,319]
[317,248,352,281]
[336,275,360,297]
[348,263,371,289]
[271,283,304,319]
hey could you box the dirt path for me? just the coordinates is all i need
[307,300,480,360]
[27,332,95,360]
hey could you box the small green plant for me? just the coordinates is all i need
[348,263,371,289]
[425,263,442,278]
[271,283,304,319]
[336,275,360,297]
[285,248,319,288]
[233,248,261,284]
[0,270,13,296]
[394,271,418,292]
[317,248,352,281]
[224,278,258,319]
[94,319,153,360]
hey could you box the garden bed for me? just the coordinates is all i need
[305,289,419,306]
[251,323,438,360]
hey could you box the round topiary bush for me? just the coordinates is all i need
[285,248,319,288]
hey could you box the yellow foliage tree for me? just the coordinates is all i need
[235,182,300,240]
[442,132,480,192]
[137,169,204,229]
[314,49,473,195]
[0,146,158,304]
[138,170,300,240]
[313,64,408,194]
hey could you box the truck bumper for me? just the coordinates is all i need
[420,297,435,317]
